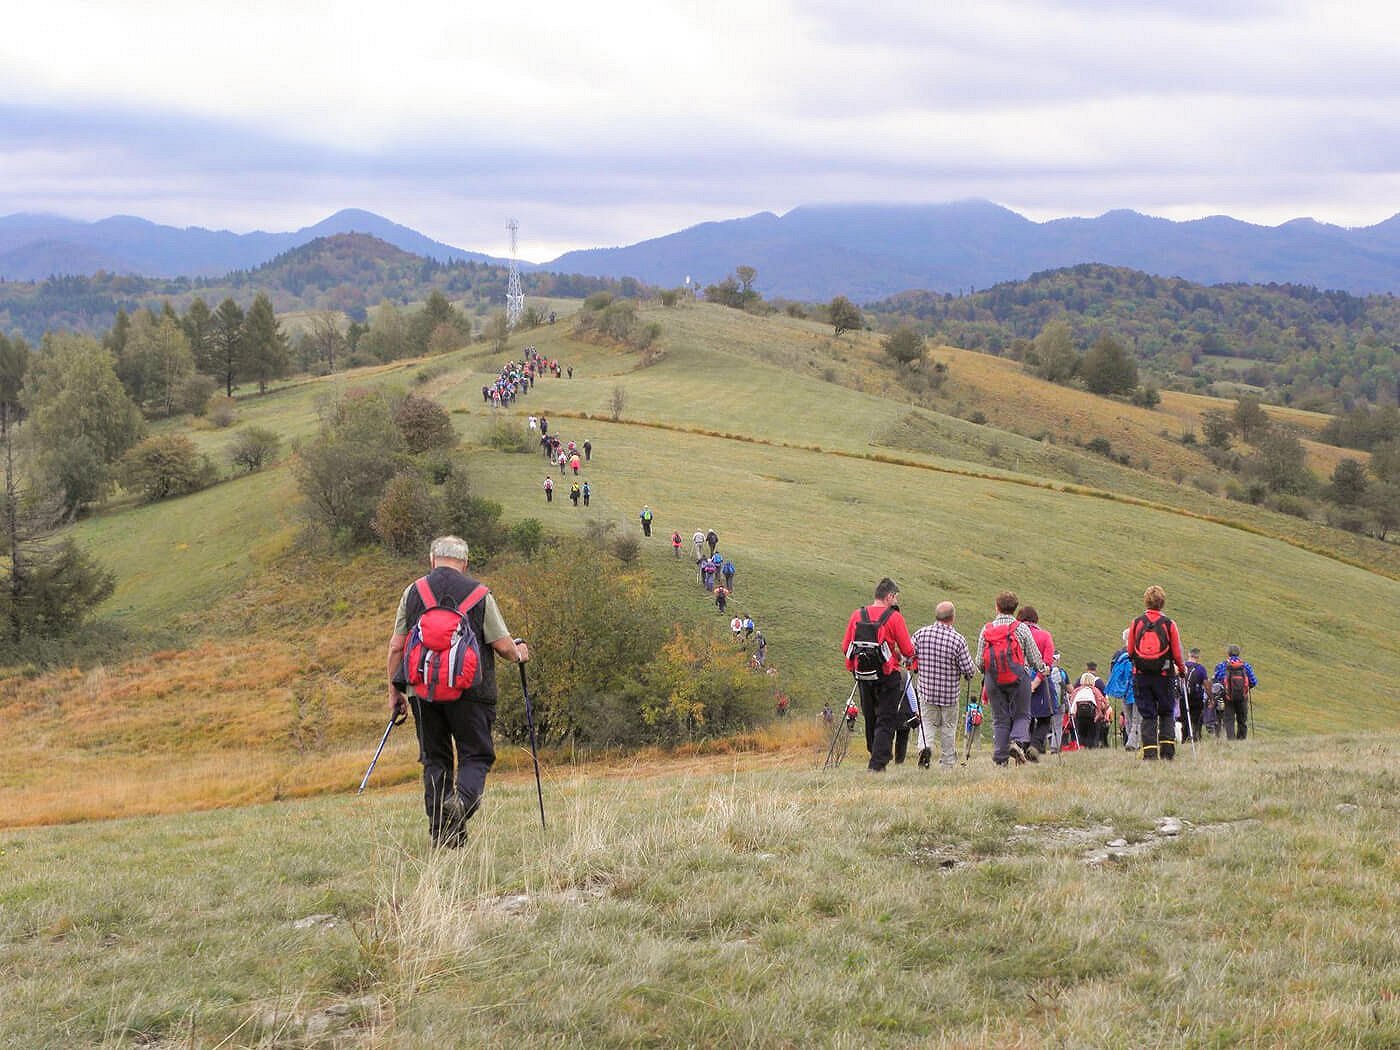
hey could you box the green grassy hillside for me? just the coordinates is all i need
[3,732,1395,1046]
[2,300,1397,830]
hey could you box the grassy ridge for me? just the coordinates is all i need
[3,732,1396,1046]
[3,301,1397,828]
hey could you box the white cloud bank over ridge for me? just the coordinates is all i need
[1,0,1398,259]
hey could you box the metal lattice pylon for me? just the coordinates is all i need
[506,219,524,329]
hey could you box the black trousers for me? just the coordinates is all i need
[1028,715,1052,753]
[857,672,903,770]
[1185,698,1204,740]
[1074,709,1097,748]
[1223,697,1249,739]
[409,697,497,838]
[1135,674,1177,758]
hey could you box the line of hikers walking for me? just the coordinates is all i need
[842,580,1259,772]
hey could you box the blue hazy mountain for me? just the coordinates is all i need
[545,201,1400,299]
[0,209,505,281]
[5,201,1400,298]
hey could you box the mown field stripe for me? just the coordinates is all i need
[546,409,1396,581]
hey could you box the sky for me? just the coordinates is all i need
[3,0,1399,262]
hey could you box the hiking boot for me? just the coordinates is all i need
[1007,742,1027,766]
[1142,745,1159,761]
[1023,744,1041,763]
[437,793,469,847]
[433,826,468,849]
[1160,741,1176,760]
[917,748,932,769]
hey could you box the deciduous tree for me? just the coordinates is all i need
[882,326,925,367]
[1233,395,1270,444]
[24,333,145,513]
[1033,319,1080,383]
[1079,335,1138,395]
[828,296,863,336]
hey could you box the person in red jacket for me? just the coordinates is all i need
[841,577,917,772]
[1127,584,1186,761]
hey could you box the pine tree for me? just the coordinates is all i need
[242,293,289,394]
[212,298,246,397]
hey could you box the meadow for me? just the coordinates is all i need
[2,730,1395,1047]
[2,300,1397,830]
[3,296,1399,1046]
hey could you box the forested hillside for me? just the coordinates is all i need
[868,264,1400,412]
[0,234,632,341]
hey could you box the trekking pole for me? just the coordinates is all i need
[1179,675,1198,758]
[357,709,408,795]
[962,678,980,765]
[824,682,858,770]
[517,655,547,830]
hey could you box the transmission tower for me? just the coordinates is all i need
[505,219,525,329]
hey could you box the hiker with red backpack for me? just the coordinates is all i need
[841,578,917,773]
[1015,606,1057,756]
[1126,585,1186,761]
[385,536,530,848]
[974,590,1047,766]
[1213,644,1258,740]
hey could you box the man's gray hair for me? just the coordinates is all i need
[935,601,955,622]
[430,535,470,562]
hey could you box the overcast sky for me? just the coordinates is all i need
[3,0,1398,261]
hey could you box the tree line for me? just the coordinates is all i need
[865,263,1400,414]
[0,233,638,342]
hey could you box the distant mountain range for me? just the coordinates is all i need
[4,201,1400,299]
[549,202,1400,300]
[0,209,504,281]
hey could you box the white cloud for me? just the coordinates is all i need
[0,0,1398,253]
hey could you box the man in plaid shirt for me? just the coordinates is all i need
[911,602,977,769]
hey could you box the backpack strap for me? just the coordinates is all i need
[414,576,438,610]
[875,605,897,628]
[415,578,489,615]
[459,584,489,613]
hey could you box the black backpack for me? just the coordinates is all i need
[847,606,895,681]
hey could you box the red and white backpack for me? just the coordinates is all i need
[402,577,488,702]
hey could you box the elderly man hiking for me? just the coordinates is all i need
[975,590,1046,766]
[841,577,917,773]
[911,601,976,769]
[386,536,530,847]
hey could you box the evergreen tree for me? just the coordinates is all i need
[211,298,246,397]
[242,292,289,393]
[182,297,216,375]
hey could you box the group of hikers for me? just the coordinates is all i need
[841,580,1259,772]
[536,417,596,508]
[481,344,571,408]
[379,349,1275,850]
[665,524,767,665]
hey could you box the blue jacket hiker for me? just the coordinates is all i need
[1105,643,1139,750]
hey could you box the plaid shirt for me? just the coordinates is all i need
[912,622,977,706]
